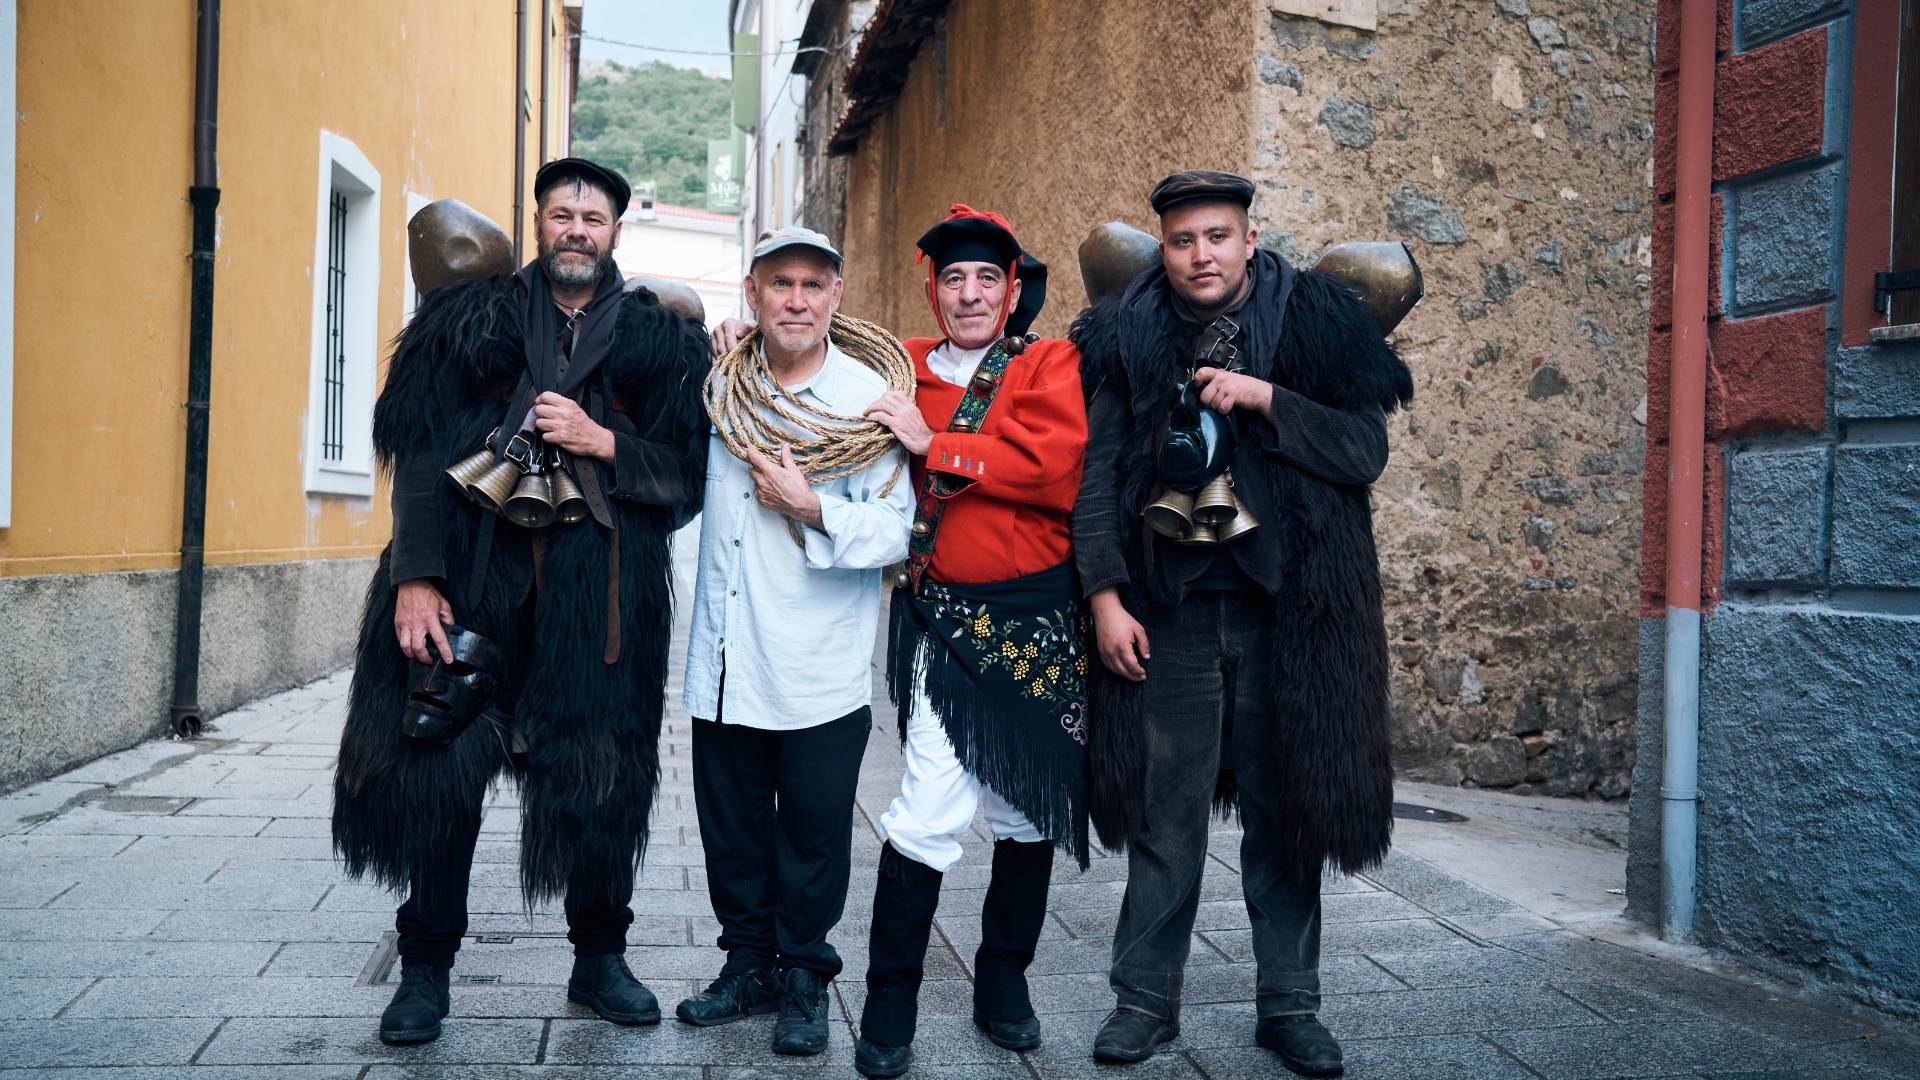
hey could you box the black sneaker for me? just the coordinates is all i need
[1092,1006,1178,1063]
[1257,1013,1344,1077]
[567,954,662,1025]
[854,1037,914,1077]
[771,967,831,1055]
[379,964,450,1045]
[676,968,781,1026]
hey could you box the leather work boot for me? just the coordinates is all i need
[854,1037,915,1078]
[972,838,1053,1050]
[676,967,781,1026]
[771,966,832,1055]
[1091,1006,1180,1063]
[568,954,662,1024]
[1257,1013,1345,1076]
[379,964,451,1045]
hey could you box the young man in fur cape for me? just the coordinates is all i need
[849,206,1091,1078]
[331,158,710,1045]
[1070,171,1413,1075]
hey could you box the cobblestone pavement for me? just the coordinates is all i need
[1,544,1913,1078]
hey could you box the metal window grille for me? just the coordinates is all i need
[322,190,348,462]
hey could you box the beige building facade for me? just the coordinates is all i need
[796,0,1654,796]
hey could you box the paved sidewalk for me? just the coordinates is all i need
[1,544,1913,1078]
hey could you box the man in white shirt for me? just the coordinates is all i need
[676,227,914,1057]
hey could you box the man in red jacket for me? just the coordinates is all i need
[848,206,1090,1077]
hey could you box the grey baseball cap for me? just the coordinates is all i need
[751,225,843,268]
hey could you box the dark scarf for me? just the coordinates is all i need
[888,564,1090,868]
[1118,249,1296,418]
[516,257,627,400]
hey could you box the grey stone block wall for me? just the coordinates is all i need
[1625,617,1664,927]
[1834,340,1920,418]
[1725,447,1830,585]
[1695,606,1920,1016]
[0,557,374,792]
[1829,444,1920,587]
[1730,166,1839,314]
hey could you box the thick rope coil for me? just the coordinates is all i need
[704,313,917,543]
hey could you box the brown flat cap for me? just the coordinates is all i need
[1148,170,1256,215]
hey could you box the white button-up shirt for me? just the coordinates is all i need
[683,343,914,730]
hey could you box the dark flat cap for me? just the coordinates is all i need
[535,157,632,217]
[1149,170,1256,215]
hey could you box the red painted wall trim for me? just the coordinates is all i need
[1842,0,1902,346]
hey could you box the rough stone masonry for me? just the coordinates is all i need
[1251,0,1654,797]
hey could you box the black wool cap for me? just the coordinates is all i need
[1148,169,1256,215]
[1006,251,1048,338]
[534,157,632,218]
[916,215,1023,272]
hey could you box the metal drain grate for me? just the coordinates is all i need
[90,795,194,814]
[1393,802,1469,823]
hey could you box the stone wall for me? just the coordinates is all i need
[1628,0,1920,1016]
[0,558,372,792]
[1251,0,1654,796]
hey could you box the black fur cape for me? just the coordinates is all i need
[1070,252,1414,881]
[331,275,709,905]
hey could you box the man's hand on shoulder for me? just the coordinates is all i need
[711,317,756,357]
[863,391,935,456]
[1191,367,1272,418]
[745,442,825,532]
[533,392,616,464]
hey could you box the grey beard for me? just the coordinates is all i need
[544,248,606,288]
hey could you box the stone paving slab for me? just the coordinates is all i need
[1,537,1914,1077]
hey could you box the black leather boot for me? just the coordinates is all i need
[1257,1013,1344,1076]
[772,966,832,1055]
[568,954,662,1024]
[1092,1005,1180,1063]
[676,967,780,1026]
[857,841,944,1065]
[379,964,450,1045]
[971,838,1051,1050]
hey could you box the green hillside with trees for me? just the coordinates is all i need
[572,61,731,205]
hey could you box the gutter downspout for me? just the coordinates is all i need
[512,0,528,262]
[1661,0,1715,942]
[169,0,220,739]
[539,0,551,164]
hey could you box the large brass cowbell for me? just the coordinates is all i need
[1144,471,1258,546]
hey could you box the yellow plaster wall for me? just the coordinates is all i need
[3,0,558,577]
[839,0,1254,339]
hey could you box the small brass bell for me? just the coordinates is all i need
[1144,489,1197,540]
[1175,521,1219,546]
[502,470,557,529]
[911,520,931,536]
[445,448,497,491]
[467,458,523,514]
[548,463,589,524]
[1216,504,1260,543]
[1192,473,1240,527]
[892,569,912,590]
[950,416,976,433]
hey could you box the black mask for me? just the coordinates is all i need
[1156,378,1237,494]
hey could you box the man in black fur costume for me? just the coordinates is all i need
[1070,170,1413,1075]
[331,159,710,1046]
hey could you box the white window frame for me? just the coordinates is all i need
[401,189,431,326]
[304,131,381,497]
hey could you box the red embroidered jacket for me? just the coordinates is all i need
[903,336,1088,585]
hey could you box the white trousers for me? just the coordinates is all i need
[876,682,1044,873]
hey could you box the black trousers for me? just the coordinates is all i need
[691,705,872,979]
[393,792,636,968]
[1110,590,1323,1020]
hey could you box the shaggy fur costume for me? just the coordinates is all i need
[1070,255,1414,880]
[332,276,709,906]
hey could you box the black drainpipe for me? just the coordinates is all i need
[169,0,220,738]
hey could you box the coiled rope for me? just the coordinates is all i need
[704,312,916,497]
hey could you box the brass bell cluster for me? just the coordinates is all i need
[1145,470,1258,546]
[445,433,589,529]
